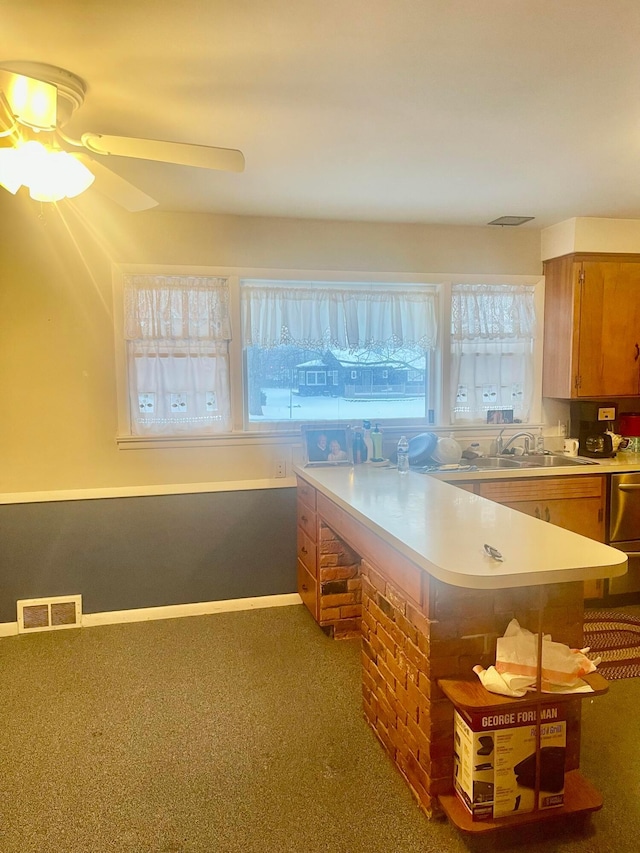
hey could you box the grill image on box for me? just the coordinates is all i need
[514,746,566,793]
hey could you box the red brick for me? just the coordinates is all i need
[365,563,388,595]
[376,622,396,656]
[386,584,408,616]
[319,554,339,568]
[340,604,362,619]
[370,631,385,658]
[407,713,431,757]
[319,606,341,621]
[385,651,408,689]
[368,599,396,638]
[426,655,462,680]
[395,611,418,645]
[375,720,396,759]
[333,620,360,639]
[406,602,431,636]
[404,639,429,672]
[320,565,358,581]
[322,593,357,607]
[377,657,396,692]
[427,619,460,641]
[319,525,338,540]
[319,540,343,555]
[430,699,454,726]
[396,717,418,760]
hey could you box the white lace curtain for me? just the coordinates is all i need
[124,275,232,435]
[242,281,438,351]
[450,284,536,424]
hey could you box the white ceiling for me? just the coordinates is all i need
[4,0,640,227]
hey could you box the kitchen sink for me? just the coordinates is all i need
[471,454,598,470]
[470,457,523,469]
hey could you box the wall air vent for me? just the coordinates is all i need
[17,595,82,633]
[487,216,535,226]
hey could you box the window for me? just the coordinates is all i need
[450,283,537,424]
[122,274,232,435]
[241,279,438,425]
[115,268,543,443]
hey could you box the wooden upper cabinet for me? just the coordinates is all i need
[543,254,640,398]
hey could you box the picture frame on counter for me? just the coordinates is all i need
[302,425,352,467]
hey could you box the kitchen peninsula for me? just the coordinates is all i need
[295,464,627,828]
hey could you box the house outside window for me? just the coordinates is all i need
[241,279,438,425]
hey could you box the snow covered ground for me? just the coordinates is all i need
[251,386,427,422]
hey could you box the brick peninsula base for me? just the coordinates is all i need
[359,560,583,817]
[296,478,585,818]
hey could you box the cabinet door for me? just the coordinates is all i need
[542,256,582,398]
[576,261,640,397]
[497,497,604,541]
[479,476,606,599]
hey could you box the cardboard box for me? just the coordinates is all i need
[453,702,566,820]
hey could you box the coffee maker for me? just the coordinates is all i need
[573,402,616,458]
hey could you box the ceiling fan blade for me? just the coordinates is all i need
[75,153,158,212]
[81,133,245,173]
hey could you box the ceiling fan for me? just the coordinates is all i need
[0,61,245,211]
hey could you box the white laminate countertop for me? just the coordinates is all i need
[295,464,628,591]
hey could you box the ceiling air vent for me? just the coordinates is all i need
[17,595,82,633]
[487,216,535,226]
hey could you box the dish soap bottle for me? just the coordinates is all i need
[363,420,374,462]
[536,428,545,454]
[371,423,383,460]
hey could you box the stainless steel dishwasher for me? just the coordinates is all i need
[609,473,640,594]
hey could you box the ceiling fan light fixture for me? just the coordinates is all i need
[1,71,57,130]
[0,147,23,193]
[0,140,95,202]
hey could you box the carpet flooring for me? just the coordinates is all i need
[584,609,640,680]
[1,604,640,852]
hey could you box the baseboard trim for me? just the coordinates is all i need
[81,593,303,628]
[0,593,302,636]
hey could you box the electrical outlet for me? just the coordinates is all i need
[598,407,616,421]
[275,460,286,478]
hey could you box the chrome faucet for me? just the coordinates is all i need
[497,429,535,455]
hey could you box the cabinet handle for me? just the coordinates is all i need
[635,343,639,362]
[301,515,308,523]
[534,506,541,519]
[545,506,551,523]
[300,546,308,555]
[301,584,308,592]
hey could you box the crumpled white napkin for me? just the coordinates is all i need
[472,665,532,697]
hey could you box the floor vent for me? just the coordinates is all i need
[17,595,82,633]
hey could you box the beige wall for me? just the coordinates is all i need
[0,191,541,494]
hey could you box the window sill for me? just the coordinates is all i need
[116,431,301,450]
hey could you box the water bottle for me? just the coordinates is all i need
[397,435,410,474]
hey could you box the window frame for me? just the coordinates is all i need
[113,264,544,448]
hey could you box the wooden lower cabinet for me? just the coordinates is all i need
[297,559,318,620]
[478,475,607,599]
